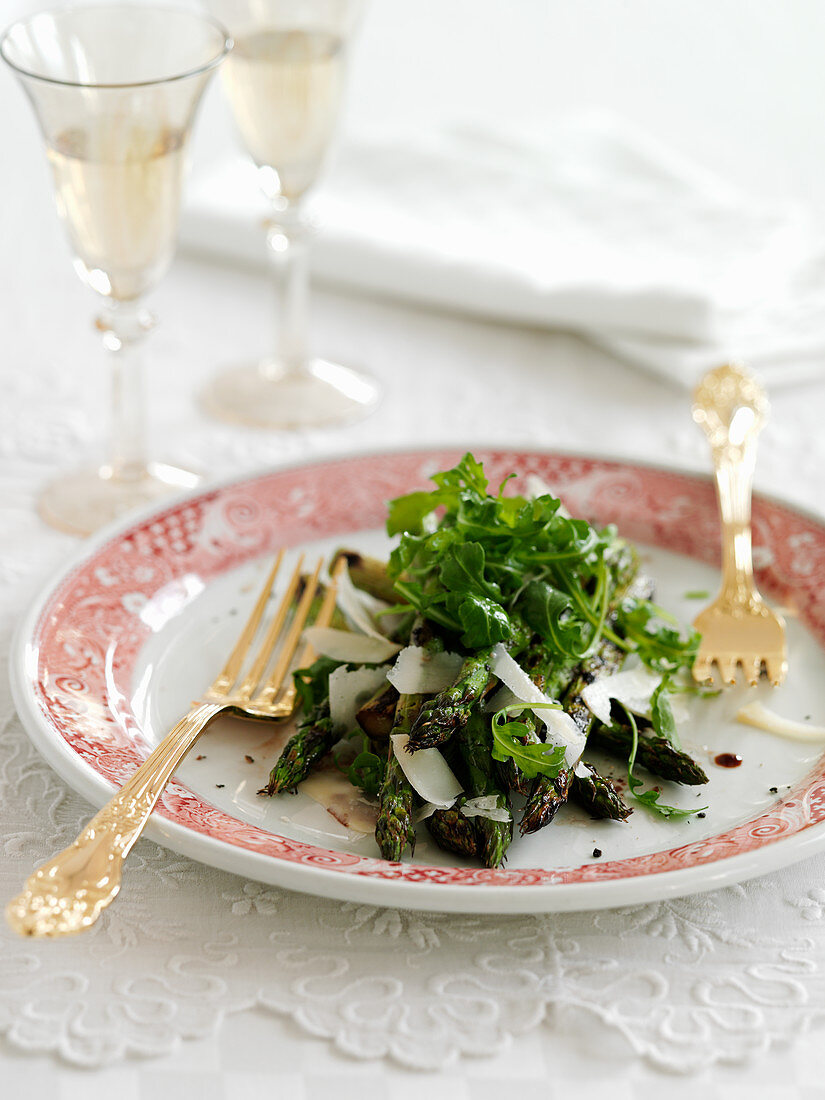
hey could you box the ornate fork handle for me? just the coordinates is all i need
[692,364,769,615]
[6,702,223,937]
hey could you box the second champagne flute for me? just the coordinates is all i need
[203,0,380,429]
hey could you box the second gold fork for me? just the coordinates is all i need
[691,363,788,687]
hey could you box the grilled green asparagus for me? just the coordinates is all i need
[375,694,421,861]
[426,808,481,860]
[259,700,338,795]
[589,721,709,785]
[458,710,513,868]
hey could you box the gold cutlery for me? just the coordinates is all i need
[7,552,339,937]
[691,363,787,686]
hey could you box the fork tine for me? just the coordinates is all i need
[716,657,738,686]
[265,556,347,717]
[234,555,305,701]
[742,655,762,686]
[254,556,324,707]
[692,653,714,684]
[765,655,788,687]
[294,554,346,668]
[208,550,285,696]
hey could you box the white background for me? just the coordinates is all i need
[346,0,825,209]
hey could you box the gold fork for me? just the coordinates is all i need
[6,551,340,938]
[691,363,787,687]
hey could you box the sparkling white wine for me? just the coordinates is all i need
[223,29,345,200]
[47,125,186,300]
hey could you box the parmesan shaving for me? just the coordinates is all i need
[459,795,512,823]
[488,643,586,767]
[387,646,465,694]
[390,733,463,807]
[736,701,825,742]
[414,801,439,823]
[328,665,390,732]
[335,563,389,640]
[581,665,664,726]
[302,626,401,664]
[484,685,524,714]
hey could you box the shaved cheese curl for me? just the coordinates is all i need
[581,665,664,726]
[303,626,401,664]
[459,795,511,823]
[737,701,825,742]
[387,646,464,694]
[389,733,462,807]
[335,563,389,639]
[329,665,390,732]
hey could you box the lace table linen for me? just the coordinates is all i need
[3,267,825,1076]
[3,662,825,1072]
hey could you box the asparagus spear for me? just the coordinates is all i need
[520,635,626,834]
[375,616,448,860]
[426,808,481,860]
[589,722,709,785]
[356,683,400,739]
[407,649,493,750]
[333,548,400,605]
[259,699,338,795]
[570,762,632,820]
[375,694,420,861]
[457,710,513,868]
[295,575,349,630]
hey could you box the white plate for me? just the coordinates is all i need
[11,448,825,912]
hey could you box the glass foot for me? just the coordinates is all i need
[200,358,381,429]
[38,462,200,537]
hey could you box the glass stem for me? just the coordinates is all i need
[266,202,312,377]
[96,298,154,483]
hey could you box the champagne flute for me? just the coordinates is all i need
[202,0,380,429]
[1,5,231,536]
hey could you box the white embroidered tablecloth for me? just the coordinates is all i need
[4,71,825,1100]
[3,255,825,1090]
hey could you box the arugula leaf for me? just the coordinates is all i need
[439,543,501,600]
[490,708,566,780]
[650,677,680,748]
[386,491,438,536]
[519,579,590,658]
[455,592,512,648]
[616,596,700,673]
[292,656,343,712]
[432,452,488,498]
[346,749,385,798]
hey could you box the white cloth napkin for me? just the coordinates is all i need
[180,114,825,387]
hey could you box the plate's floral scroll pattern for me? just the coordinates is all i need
[28,451,825,888]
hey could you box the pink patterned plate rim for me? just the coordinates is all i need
[11,447,825,914]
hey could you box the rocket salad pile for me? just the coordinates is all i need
[259,454,710,868]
